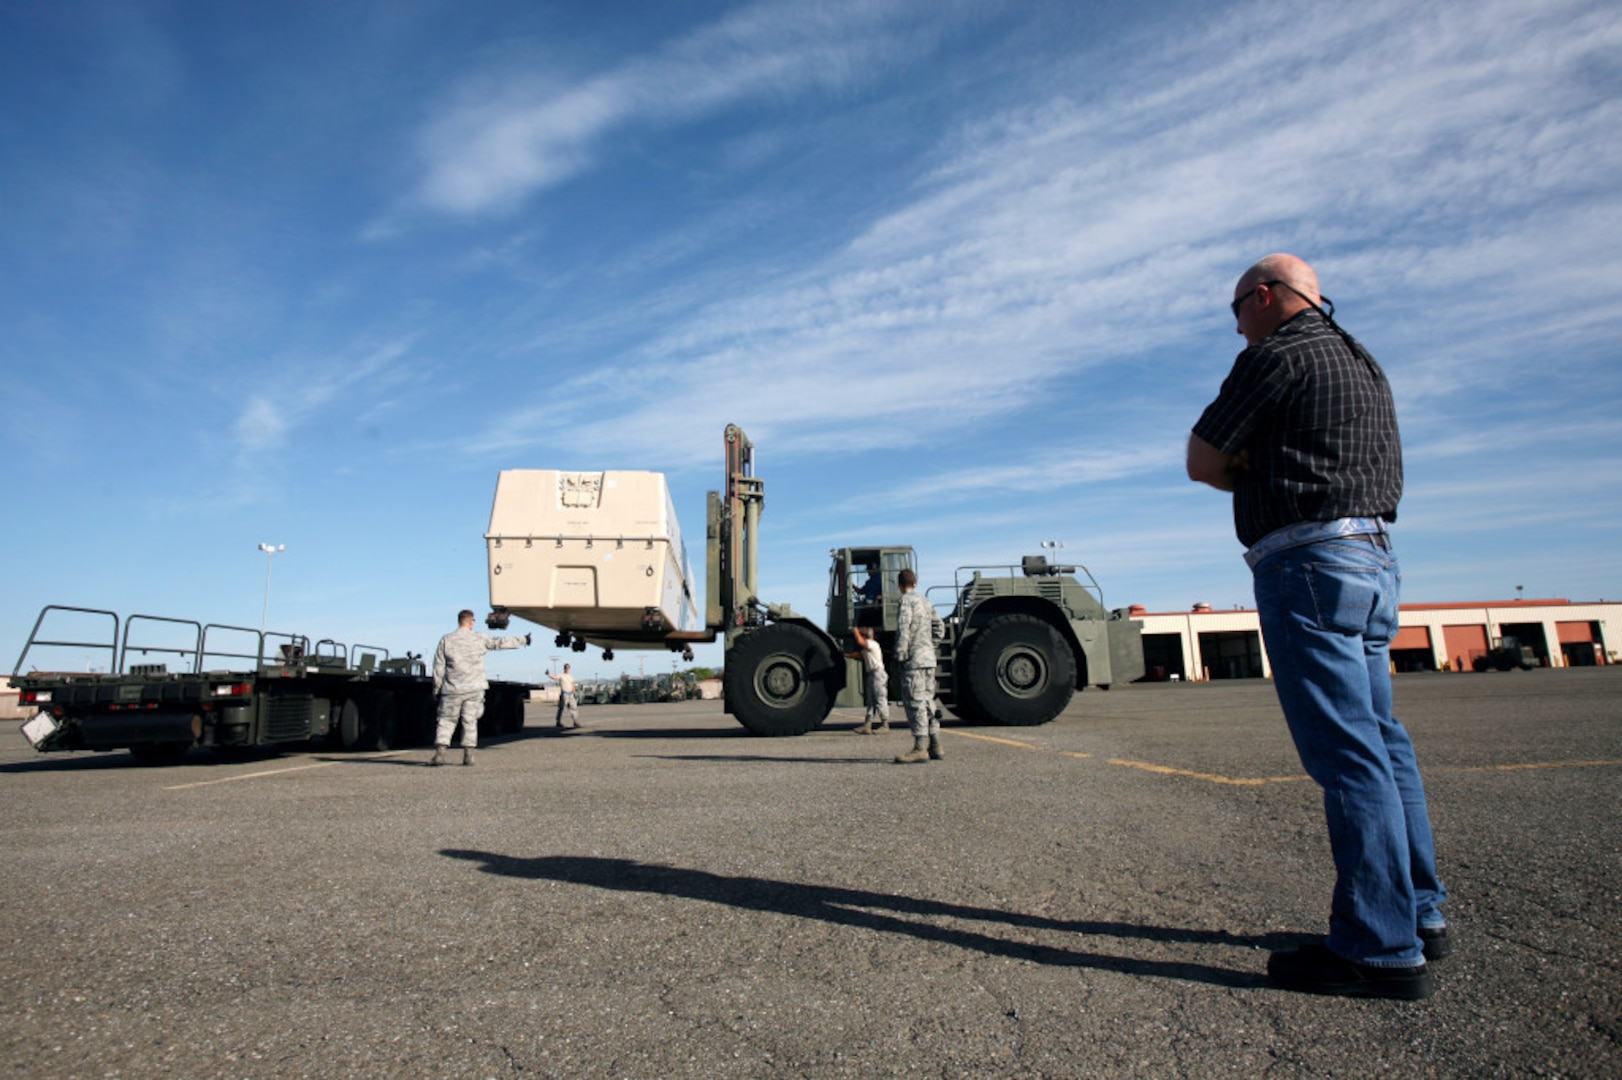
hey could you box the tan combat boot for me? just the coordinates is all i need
[928,736,944,761]
[429,746,448,767]
[853,722,874,735]
[894,739,931,764]
[462,747,476,766]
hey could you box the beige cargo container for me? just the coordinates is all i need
[486,470,701,651]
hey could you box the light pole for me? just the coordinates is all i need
[258,543,285,632]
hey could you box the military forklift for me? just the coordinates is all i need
[707,426,1144,735]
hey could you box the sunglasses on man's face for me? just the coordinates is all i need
[1231,280,1282,319]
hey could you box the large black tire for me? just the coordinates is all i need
[336,698,365,749]
[947,684,991,725]
[724,623,841,736]
[337,693,396,751]
[362,691,397,750]
[958,613,1076,727]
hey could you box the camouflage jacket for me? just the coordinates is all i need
[895,590,942,670]
[433,627,524,695]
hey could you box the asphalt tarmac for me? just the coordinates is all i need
[2,669,1618,1078]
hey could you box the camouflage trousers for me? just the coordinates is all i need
[435,690,484,748]
[903,667,938,738]
[555,691,579,727]
[864,668,891,725]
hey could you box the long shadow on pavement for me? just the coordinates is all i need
[591,726,751,740]
[442,850,1277,989]
[636,753,884,764]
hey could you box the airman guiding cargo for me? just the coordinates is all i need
[431,609,531,766]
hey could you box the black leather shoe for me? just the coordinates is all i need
[1267,942,1434,1000]
[1419,925,1452,961]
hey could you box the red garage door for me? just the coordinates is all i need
[1442,625,1489,670]
[1392,626,1432,651]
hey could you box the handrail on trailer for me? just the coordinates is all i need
[12,605,120,677]
[198,619,301,668]
[351,643,392,672]
[200,623,309,669]
[16,604,384,679]
[312,639,350,665]
[120,614,204,674]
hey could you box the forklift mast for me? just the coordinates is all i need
[706,424,765,638]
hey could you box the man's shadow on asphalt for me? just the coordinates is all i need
[442,850,1283,989]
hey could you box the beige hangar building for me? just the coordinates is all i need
[1131,598,1620,682]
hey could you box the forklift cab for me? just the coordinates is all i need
[826,546,916,641]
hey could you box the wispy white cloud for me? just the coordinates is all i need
[1407,416,1622,464]
[229,335,422,462]
[411,0,970,217]
[451,0,1621,478]
[233,397,288,453]
[839,447,1174,514]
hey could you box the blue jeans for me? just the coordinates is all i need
[1253,537,1446,967]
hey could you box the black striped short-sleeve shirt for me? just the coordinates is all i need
[1192,310,1403,548]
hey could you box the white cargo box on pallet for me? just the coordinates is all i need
[486,470,701,650]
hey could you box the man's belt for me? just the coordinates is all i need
[1245,517,1389,570]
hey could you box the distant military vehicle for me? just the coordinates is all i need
[1473,636,1538,672]
[576,682,612,705]
[660,672,698,702]
[612,675,659,705]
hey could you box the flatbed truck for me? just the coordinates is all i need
[12,606,533,760]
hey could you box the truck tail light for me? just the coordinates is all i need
[212,682,251,698]
[20,689,51,704]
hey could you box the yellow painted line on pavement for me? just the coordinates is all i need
[949,728,1622,786]
[1107,758,1311,786]
[1438,759,1622,774]
[949,729,1301,785]
[947,729,1089,757]
[162,750,406,790]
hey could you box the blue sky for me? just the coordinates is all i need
[4,0,1620,684]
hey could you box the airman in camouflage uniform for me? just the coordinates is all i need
[431,609,529,765]
[846,624,890,734]
[893,568,943,764]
